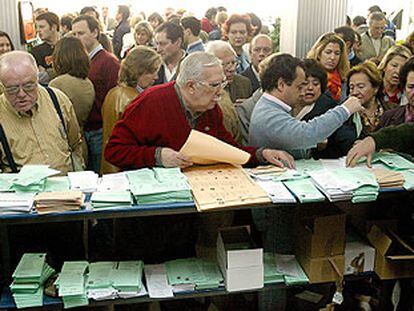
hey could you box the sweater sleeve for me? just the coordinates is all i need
[370,123,414,155]
[104,98,157,169]
[251,101,350,150]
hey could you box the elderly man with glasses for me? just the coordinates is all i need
[205,40,253,144]
[0,51,84,173]
[105,51,293,170]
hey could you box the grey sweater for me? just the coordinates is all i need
[249,94,350,159]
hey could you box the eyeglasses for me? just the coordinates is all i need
[4,82,37,96]
[196,79,228,90]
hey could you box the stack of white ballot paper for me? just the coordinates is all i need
[97,173,130,192]
[0,193,34,215]
[308,169,354,202]
[255,180,296,203]
[68,171,99,192]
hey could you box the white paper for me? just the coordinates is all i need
[68,171,99,192]
[144,264,174,298]
[256,180,296,203]
[97,173,130,192]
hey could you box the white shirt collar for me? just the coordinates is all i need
[89,44,104,59]
[262,92,292,112]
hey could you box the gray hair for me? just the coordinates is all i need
[368,12,386,24]
[0,51,38,81]
[205,40,236,57]
[176,52,221,86]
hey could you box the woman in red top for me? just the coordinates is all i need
[307,33,350,103]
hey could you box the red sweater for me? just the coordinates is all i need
[86,49,120,131]
[104,82,259,169]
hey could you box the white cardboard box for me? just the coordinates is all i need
[344,240,375,275]
[217,226,264,292]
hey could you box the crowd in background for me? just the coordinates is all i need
[1,4,414,310]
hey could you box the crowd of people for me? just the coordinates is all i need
[1,3,414,310]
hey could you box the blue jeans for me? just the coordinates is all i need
[84,128,103,174]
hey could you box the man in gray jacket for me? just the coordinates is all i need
[249,53,363,159]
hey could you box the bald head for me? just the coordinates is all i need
[0,51,39,113]
[0,51,38,82]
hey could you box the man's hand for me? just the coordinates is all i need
[346,136,376,167]
[343,96,364,114]
[262,149,295,169]
[161,148,193,168]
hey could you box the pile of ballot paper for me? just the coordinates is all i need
[309,167,379,203]
[0,165,60,193]
[90,191,132,209]
[127,168,192,204]
[263,253,309,286]
[34,191,84,214]
[0,193,35,215]
[43,176,70,192]
[372,152,414,170]
[372,168,405,188]
[165,258,223,292]
[97,173,130,192]
[10,253,55,309]
[86,261,145,300]
[55,261,89,308]
[68,171,99,192]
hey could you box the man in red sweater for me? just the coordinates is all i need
[105,52,294,170]
[72,15,120,173]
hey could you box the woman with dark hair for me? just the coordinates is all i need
[0,31,14,55]
[148,12,164,30]
[379,56,414,128]
[49,37,95,162]
[307,32,350,103]
[348,62,384,135]
[222,14,253,74]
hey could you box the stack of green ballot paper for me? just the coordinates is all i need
[263,253,284,284]
[165,258,223,291]
[11,165,60,193]
[372,152,414,171]
[283,178,325,203]
[336,168,379,203]
[90,191,132,209]
[43,176,70,192]
[127,168,192,204]
[10,253,55,309]
[261,253,309,286]
[56,261,89,309]
[86,261,115,299]
[111,261,144,295]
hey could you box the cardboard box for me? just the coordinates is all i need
[344,241,375,275]
[297,254,344,284]
[296,206,346,258]
[217,226,263,291]
[367,224,414,279]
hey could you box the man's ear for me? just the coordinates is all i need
[176,37,183,48]
[92,28,99,40]
[185,80,197,94]
[276,78,285,92]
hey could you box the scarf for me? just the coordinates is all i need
[327,69,342,102]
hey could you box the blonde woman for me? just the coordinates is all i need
[377,45,412,110]
[100,46,161,174]
[307,32,350,103]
